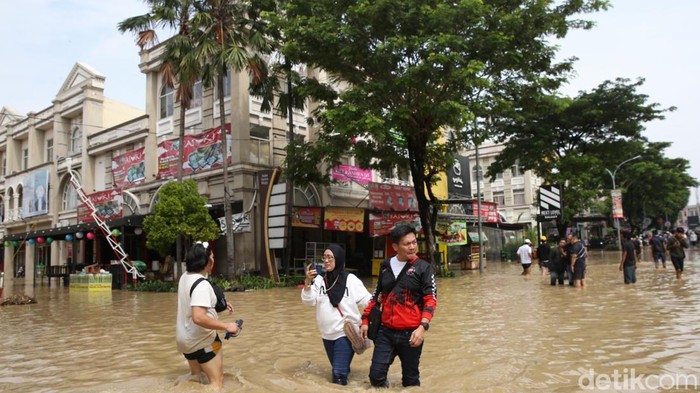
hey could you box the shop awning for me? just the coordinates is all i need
[2,214,147,241]
[468,231,488,242]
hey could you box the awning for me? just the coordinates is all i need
[2,214,147,241]
[468,231,488,242]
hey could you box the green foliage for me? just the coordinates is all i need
[236,273,275,289]
[132,280,178,292]
[502,240,522,261]
[143,180,220,256]
[211,275,233,291]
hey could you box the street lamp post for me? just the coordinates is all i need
[605,155,641,254]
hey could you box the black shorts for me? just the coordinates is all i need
[183,335,221,364]
[573,262,586,280]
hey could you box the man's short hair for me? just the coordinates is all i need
[676,227,686,234]
[390,223,417,244]
[622,231,631,240]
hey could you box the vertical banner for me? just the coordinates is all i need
[447,154,471,198]
[611,190,624,219]
[258,169,281,282]
[112,148,145,188]
[539,184,562,220]
[23,169,50,218]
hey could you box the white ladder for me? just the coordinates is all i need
[65,158,144,279]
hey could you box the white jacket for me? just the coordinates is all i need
[301,273,371,340]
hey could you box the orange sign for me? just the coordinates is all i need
[324,207,365,233]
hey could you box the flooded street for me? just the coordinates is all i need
[2,249,700,392]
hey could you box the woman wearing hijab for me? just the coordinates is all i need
[301,243,372,385]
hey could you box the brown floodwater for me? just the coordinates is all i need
[1,249,700,392]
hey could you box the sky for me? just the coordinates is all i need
[1,0,698,202]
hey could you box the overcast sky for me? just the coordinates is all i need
[1,0,698,202]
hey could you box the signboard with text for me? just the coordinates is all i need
[112,148,145,189]
[78,189,124,223]
[369,212,422,237]
[157,125,232,179]
[324,207,365,233]
[331,165,372,186]
[368,182,419,211]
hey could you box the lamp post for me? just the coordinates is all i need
[605,155,641,254]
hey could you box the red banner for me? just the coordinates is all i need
[77,189,124,223]
[369,212,422,237]
[157,125,232,179]
[612,190,624,219]
[292,207,322,228]
[472,201,499,224]
[368,182,418,211]
[324,207,365,233]
[112,148,145,189]
[332,165,372,185]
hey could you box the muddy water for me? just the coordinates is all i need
[1,250,700,392]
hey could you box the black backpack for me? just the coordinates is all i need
[190,277,228,313]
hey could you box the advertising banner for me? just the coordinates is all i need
[472,201,499,224]
[331,165,372,186]
[292,207,322,228]
[217,213,252,234]
[112,148,145,189]
[369,212,422,237]
[78,189,124,223]
[157,124,232,179]
[368,182,419,211]
[22,169,50,218]
[435,220,468,246]
[611,189,624,219]
[324,207,365,233]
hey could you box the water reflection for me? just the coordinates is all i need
[1,250,699,392]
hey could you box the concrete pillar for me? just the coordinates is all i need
[26,243,35,287]
[4,246,15,284]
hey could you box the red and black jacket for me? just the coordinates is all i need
[362,256,437,330]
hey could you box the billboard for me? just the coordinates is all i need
[22,169,50,218]
[112,148,145,189]
[157,125,232,179]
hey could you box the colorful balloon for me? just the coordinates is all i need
[46,237,54,244]
[65,234,74,241]
[75,232,84,239]
[37,237,45,244]
[111,229,121,237]
[28,238,36,245]
[12,241,20,247]
[4,241,9,247]
[86,232,95,240]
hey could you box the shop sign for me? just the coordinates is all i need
[157,124,232,179]
[112,148,145,188]
[369,212,422,237]
[331,165,372,186]
[292,207,322,228]
[324,207,365,232]
[472,201,499,223]
[435,220,468,246]
[217,213,251,234]
[78,189,123,223]
[368,182,419,211]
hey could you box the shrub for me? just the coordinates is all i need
[133,280,177,292]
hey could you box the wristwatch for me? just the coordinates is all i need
[420,322,430,331]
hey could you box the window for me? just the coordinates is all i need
[22,148,29,170]
[187,80,203,109]
[493,191,505,205]
[62,181,78,211]
[511,160,523,177]
[46,138,54,163]
[160,84,174,119]
[71,127,82,153]
[495,171,503,180]
[249,124,271,165]
[7,189,14,220]
[397,164,410,182]
[216,71,231,99]
[1,156,5,176]
[513,188,525,205]
[472,164,483,181]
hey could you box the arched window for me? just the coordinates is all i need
[293,184,320,207]
[6,190,12,221]
[62,178,79,211]
[71,126,82,153]
[472,164,483,181]
[160,84,174,119]
[16,185,23,218]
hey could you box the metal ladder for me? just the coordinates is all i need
[65,158,144,279]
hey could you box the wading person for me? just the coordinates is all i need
[570,233,587,287]
[516,239,535,275]
[549,239,567,286]
[360,223,437,387]
[667,227,689,280]
[650,229,667,269]
[301,243,371,385]
[176,242,239,389]
[536,236,551,276]
[619,231,638,284]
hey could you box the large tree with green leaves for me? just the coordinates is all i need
[143,180,220,256]
[486,78,692,234]
[267,0,609,265]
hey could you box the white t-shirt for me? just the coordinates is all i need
[176,272,218,354]
[517,244,533,264]
[301,273,372,340]
[390,256,407,278]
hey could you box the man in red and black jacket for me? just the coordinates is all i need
[360,223,437,387]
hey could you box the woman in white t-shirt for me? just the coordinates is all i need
[176,242,239,389]
[301,244,371,385]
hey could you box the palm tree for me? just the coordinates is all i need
[118,0,197,279]
[189,0,272,276]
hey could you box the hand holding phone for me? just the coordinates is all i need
[315,264,324,277]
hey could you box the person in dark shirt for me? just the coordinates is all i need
[618,231,637,284]
[569,233,587,288]
[536,236,551,276]
[667,227,690,280]
[563,234,575,286]
[548,239,567,286]
[650,230,667,269]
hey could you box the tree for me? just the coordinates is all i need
[143,180,220,256]
[119,0,198,279]
[486,78,678,235]
[188,0,272,275]
[267,0,608,266]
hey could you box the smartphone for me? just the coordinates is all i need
[315,264,324,277]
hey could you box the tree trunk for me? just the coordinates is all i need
[218,72,235,276]
[407,138,438,269]
[174,96,187,280]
